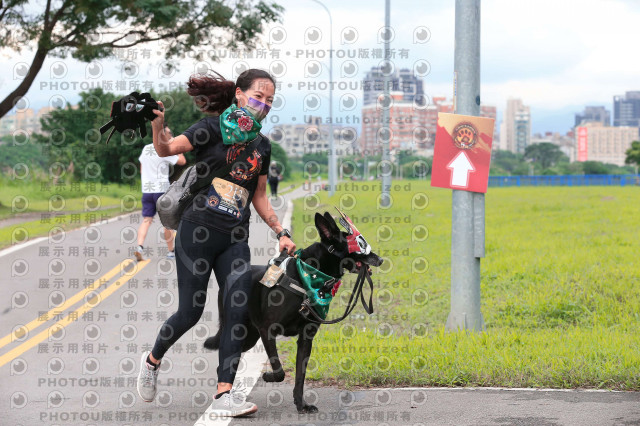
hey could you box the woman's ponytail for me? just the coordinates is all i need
[186,70,236,115]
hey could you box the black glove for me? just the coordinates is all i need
[99,92,163,144]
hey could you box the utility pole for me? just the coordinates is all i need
[311,0,336,196]
[380,0,392,207]
[445,0,486,332]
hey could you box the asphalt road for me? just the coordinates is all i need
[1,179,639,426]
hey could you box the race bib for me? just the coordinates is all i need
[206,177,249,220]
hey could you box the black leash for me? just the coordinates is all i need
[299,265,374,325]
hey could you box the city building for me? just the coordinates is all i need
[575,106,610,127]
[613,91,640,127]
[575,122,639,166]
[362,66,424,106]
[0,106,54,137]
[360,91,432,157]
[499,98,530,154]
[531,131,575,160]
[360,92,497,158]
[271,115,356,158]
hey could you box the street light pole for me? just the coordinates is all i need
[380,0,392,207]
[311,0,336,196]
[445,0,485,333]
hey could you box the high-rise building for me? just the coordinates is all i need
[613,91,640,127]
[500,98,530,154]
[575,106,610,127]
[575,122,639,166]
[362,66,424,106]
[361,91,429,156]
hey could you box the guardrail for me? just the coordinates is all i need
[488,175,640,187]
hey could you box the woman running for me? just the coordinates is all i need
[136,69,296,417]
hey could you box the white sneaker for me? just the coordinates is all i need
[134,245,144,262]
[208,388,258,417]
[137,351,160,402]
[166,250,175,259]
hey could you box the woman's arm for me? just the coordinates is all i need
[151,101,194,157]
[253,174,296,253]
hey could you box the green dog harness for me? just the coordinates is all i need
[264,249,342,320]
[292,249,341,320]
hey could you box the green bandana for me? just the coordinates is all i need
[219,103,262,145]
[293,248,338,320]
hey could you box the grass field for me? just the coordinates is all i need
[279,181,640,390]
[0,176,141,249]
[0,171,326,250]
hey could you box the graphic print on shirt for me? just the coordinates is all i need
[226,143,263,182]
[206,177,249,219]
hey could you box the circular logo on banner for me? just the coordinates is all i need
[452,122,478,149]
[208,195,219,207]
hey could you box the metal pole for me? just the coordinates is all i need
[311,0,335,195]
[445,0,485,333]
[380,0,391,207]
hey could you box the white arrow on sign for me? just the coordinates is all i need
[446,151,475,187]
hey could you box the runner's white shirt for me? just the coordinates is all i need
[138,144,179,193]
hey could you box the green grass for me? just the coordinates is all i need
[278,181,640,390]
[0,176,141,249]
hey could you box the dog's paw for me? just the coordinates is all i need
[262,371,285,382]
[296,403,318,413]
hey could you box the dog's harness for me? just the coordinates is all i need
[266,249,374,324]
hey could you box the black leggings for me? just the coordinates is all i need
[268,179,278,196]
[151,218,252,384]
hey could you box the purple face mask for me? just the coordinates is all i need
[242,96,271,122]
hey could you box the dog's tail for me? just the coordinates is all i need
[203,289,225,350]
[203,332,221,350]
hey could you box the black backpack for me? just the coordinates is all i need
[99,92,163,144]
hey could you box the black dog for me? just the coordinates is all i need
[204,210,384,413]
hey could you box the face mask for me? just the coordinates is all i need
[241,96,271,123]
[219,102,262,145]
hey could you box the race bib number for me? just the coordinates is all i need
[206,177,249,220]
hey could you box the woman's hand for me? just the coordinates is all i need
[279,236,296,255]
[151,100,165,134]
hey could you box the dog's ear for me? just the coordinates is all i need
[315,212,333,241]
[323,212,340,234]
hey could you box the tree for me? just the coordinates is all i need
[581,161,609,175]
[0,0,284,119]
[624,140,640,167]
[524,142,568,169]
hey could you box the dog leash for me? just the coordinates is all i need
[266,249,375,325]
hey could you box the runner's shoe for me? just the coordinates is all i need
[137,351,160,402]
[134,245,144,262]
[208,388,258,417]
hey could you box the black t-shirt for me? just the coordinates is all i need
[179,115,271,238]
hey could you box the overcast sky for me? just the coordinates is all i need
[1,0,638,135]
